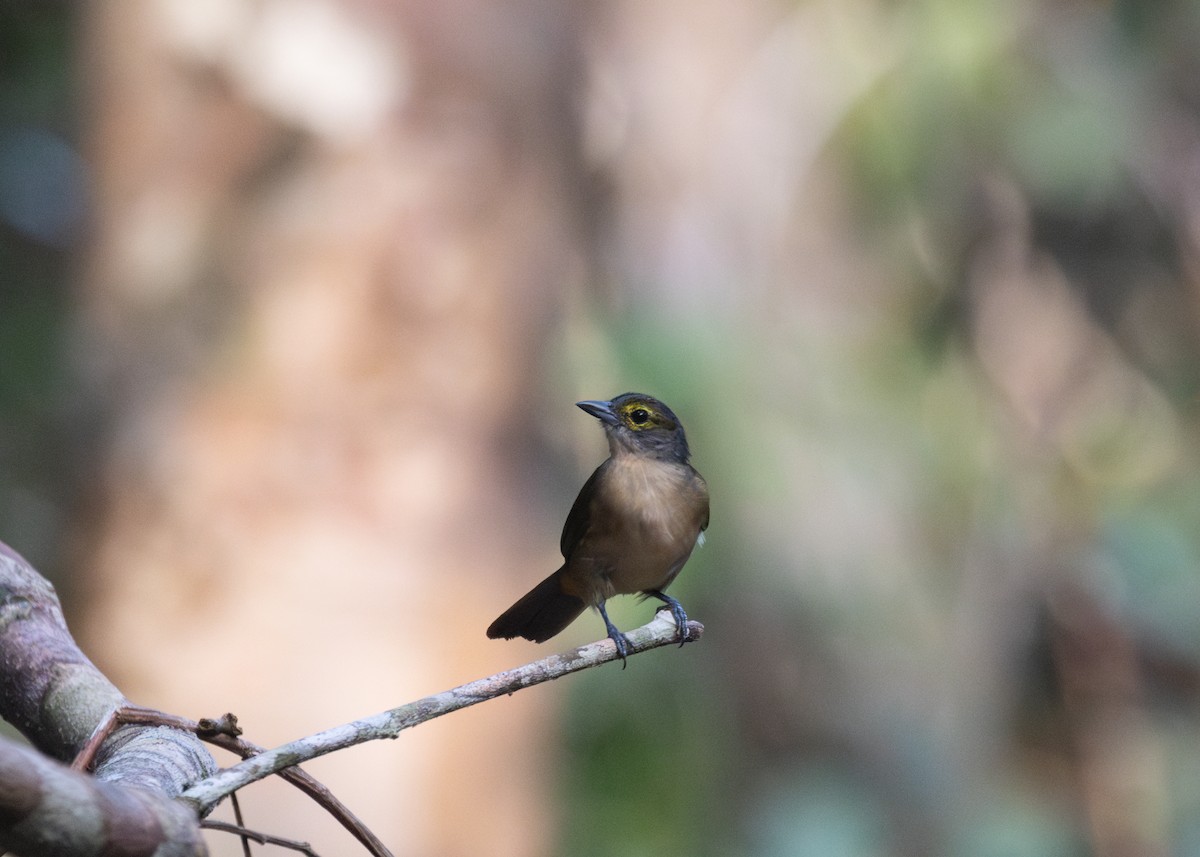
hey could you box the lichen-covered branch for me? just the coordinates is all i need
[0,542,125,759]
[0,737,206,857]
[0,541,216,856]
[181,614,704,812]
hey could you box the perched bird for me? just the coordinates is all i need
[487,393,709,665]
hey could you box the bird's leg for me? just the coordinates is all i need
[597,601,631,668]
[646,590,689,646]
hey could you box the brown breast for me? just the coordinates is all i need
[566,456,709,604]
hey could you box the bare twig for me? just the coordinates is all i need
[230,791,252,857]
[181,612,704,813]
[71,705,130,771]
[201,820,320,856]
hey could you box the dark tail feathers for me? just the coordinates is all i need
[487,569,586,643]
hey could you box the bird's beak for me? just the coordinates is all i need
[576,399,619,426]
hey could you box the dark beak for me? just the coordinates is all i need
[576,399,619,426]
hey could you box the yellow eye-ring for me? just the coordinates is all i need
[620,401,670,430]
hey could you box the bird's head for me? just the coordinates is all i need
[576,393,691,462]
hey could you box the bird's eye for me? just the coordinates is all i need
[630,408,650,425]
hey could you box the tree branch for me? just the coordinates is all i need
[0,541,127,758]
[0,541,217,855]
[0,736,206,857]
[181,614,704,813]
[1,537,705,854]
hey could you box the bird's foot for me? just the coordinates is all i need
[647,590,689,646]
[608,628,632,668]
[598,602,631,668]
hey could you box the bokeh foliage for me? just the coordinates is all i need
[561,2,1200,856]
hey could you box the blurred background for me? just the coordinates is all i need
[4,0,1200,855]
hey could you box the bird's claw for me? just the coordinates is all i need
[666,601,689,646]
[599,602,631,668]
[648,590,689,647]
[674,607,690,647]
[609,629,631,669]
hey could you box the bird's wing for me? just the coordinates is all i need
[560,460,608,558]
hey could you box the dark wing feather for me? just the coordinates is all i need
[560,460,609,558]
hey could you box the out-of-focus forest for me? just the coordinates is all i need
[5,0,1200,855]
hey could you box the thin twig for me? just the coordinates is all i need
[201,820,320,856]
[71,707,122,772]
[230,791,252,857]
[182,612,703,813]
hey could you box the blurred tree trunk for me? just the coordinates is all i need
[74,1,588,854]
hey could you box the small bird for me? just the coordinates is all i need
[487,393,709,665]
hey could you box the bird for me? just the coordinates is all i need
[487,393,709,666]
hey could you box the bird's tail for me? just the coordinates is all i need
[487,569,586,643]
